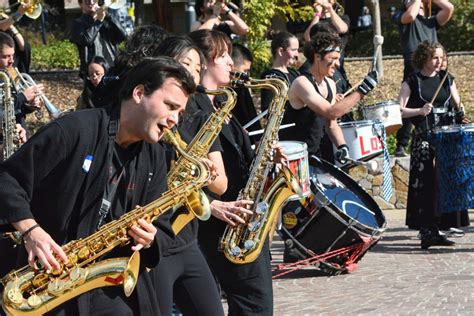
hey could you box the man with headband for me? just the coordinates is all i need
[288,31,378,164]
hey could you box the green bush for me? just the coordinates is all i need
[31,39,80,70]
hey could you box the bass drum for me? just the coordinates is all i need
[279,156,387,275]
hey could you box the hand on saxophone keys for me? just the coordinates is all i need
[129,218,157,251]
[12,219,68,272]
[210,200,254,226]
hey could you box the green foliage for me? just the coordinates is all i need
[242,0,312,77]
[438,0,474,51]
[31,38,80,70]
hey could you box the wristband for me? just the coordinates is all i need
[225,8,231,15]
[21,224,40,241]
[314,12,321,18]
[11,11,23,23]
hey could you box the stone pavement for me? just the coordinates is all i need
[268,209,474,315]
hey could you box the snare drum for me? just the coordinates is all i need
[432,124,474,213]
[336,120,383,162]
[279,157,386,274]
[280,141,310,199]
[361,100,402,135]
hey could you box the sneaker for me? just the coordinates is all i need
[394,145,407,157]
[421,233,455,249]
[444,227,465,237]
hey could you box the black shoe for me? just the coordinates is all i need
[421,233,455,249]
[394,145,407,157]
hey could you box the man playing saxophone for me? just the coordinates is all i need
[0,32,43,129]
[0,57,203,315]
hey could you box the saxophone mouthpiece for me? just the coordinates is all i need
[230,71,250,82]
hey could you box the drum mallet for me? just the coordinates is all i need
[344,157,378,173]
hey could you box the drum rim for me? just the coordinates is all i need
[338,120,378,128]
[309,156,387,234]
[364,100,400,109]
[279,140,308,155]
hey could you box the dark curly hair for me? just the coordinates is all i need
[303,31,341,65]
[412,41,445,70]
[115,24,169,69]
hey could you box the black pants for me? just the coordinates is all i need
[151,243,224,316]
[396,119,413,147]
[200,238,273,316]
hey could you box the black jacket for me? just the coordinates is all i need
[0,106,169,315]
[70,14,127,79]
[188,93,254,240]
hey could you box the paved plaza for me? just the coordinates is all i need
[269,209,474,315]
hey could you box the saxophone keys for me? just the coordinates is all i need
[244,240,256,251]
[27,294,42,308]
[69,267,88,283]
[47,279,67,296]
[255,202,268,215]
[77,246,90,261]
[7,288,23,305]
[32,273,49,288]
[66,253,78,268]
[229,246,241,257]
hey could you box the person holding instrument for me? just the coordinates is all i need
[399,40,465,249]
[0,57,198,315]
[191,0,249,39]
[190,29,279,315]
[288,31,378,163]
[150,35,227,316]
[71,0,127,80]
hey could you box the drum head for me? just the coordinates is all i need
[309,157,386,233]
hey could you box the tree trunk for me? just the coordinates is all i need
[152,0,172,31]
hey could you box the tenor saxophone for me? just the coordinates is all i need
[1,70,20,161]
[1,128,210,316]
[168,86,238,234]
[220,72,302,264]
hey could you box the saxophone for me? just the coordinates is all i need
[1,128,211,316]
[1,70,19,161]
[168,85,237,234]
[220,72,302,264]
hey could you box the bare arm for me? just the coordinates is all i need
[399,81,431,118]
[449,80,461,109]
[289,76,364,120]
[225,12,249,36]
[326,5,348,34]
[326,119,346,147]
[400,0,422,24]
[433,0,454,26]
[206,151,228,195]
[304,5,323,43]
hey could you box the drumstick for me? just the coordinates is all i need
[248,123,295,136]
[343,35,384,98]
[429,70,449,105]
[243,109,268,130]
[344,157,378,173]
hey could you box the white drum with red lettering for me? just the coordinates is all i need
[280,141,311,199]
[336,120,383,161]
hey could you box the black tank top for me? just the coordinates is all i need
[282,73,333,155]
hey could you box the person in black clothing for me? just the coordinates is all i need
[303,0,350,82]
[288,31,378,163]
[260,31,300,142]
[0,10,31,74]
[399,41,464,249]
[0,57,197,315]
[190,29,276,315]
[0,33,43,128]
[92,24,169,108]
[70,0,127,80]
[150,35,226,316]
[230,43,262,142]
[392,0,454,157]
[191,0,249,39]
[76,56,108,109]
